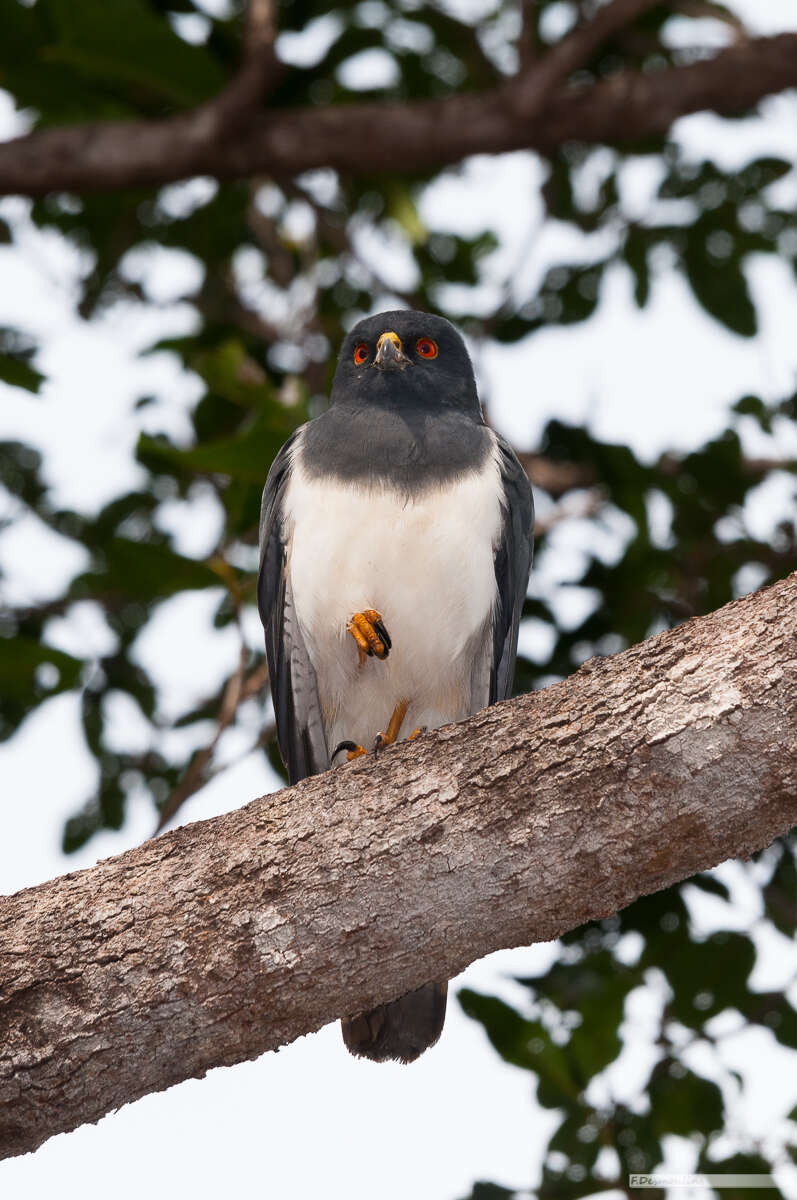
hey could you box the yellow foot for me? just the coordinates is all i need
[347,609,391,665]
[332,702,420,766]
[373,699,409,753]
[332,740,367,763]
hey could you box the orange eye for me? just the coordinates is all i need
[416,337,438,359]
[353,342,369,365]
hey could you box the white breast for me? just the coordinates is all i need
[282,441,504,752]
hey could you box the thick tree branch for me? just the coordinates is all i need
[0,35,794,197]
[1,572,796,1158]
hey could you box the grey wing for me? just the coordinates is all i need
[471,435,534,710]
[257,431,329,784]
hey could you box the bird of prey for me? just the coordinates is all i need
[257,310,534,1063]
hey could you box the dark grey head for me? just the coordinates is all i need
[330,310,482,421]
[302,309,490,490]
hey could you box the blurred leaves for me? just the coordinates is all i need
[0,0,225,121]
[0,328,45,393]
[460,851,797,1197]
[0,639,83,740]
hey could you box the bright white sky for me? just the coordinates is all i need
[1,3,797,1197]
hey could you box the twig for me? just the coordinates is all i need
[153,654,270,834]
[533,487,607,535]
[204,0,279,130]
[518,0,540,69]
[509,0,663,119]
[166,0,279,150]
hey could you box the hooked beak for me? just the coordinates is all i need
[374,331,411,371]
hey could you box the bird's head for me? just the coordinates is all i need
[330,310,481,419]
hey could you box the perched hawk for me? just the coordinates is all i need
[258,310,534,1062]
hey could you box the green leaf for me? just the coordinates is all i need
[458,990,580,1103]
[0,637,83,700]
[62,797,103,854]
[527,950,640,1082]
[0,637,84,742]
[736,157,792,191]
[138,412,290,487]
[458,1185,517,1200]
[762,840,797,938]
[0,327,45,393]
[737,993,797,1050]
[682,236,756,337]
[688,873,731,901]
[38,0,226,109]
[625,229,651,307]
[0,353,45,394]
[695,1150,775,1200]
[649,1064,724,1137]
[662,931,755,1028]
[70,538,221,603]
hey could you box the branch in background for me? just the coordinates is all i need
[517,0,540,69]
[510,0,661,119]
[153,654,271,833]
[533,487,607,535]
[1,572,795,1158]
[656,453,797,480]
[517,452,598,497]
[0,34,795,196]
[671,0,747,37]
[518,450,797,500]
[191,0,279,136]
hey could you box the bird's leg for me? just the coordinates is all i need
[373,699,409,754]
[333,704,421,765]
[347,609,391,665]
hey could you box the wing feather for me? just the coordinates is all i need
[258,431,328,784]
[471,435,534,709]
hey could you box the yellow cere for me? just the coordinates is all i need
[376,331,402,353]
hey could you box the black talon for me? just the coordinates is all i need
[373,619,391,653]
[372,733,386,756]
[332,740,359,762]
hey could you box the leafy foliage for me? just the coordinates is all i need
[0,0,795,1192]
[459,843,797,1197]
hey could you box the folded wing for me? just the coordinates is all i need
[257,432,329,784]
[472,434,534,710]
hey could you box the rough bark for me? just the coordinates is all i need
[0,34,795,197]
[1,573,796,1159]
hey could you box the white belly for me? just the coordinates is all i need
[282,449,503,751]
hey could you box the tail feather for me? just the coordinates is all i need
[341,982,447,1063]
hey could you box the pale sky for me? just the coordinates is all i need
[1,3,797,1197]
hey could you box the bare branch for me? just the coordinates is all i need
[670,1,747,38]
[516,452,598,496]
[533,487,607,534]
[0,34,794,196]
[209,0,280,126]
[510,0,661,119]
[518,0,540,69]
[517,450,797,500]
[154,653,270,834]
[1,571,795,1159]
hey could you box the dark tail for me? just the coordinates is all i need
[341,982,447,1063]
